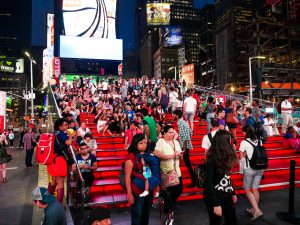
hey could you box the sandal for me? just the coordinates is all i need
[246,208,254,216]
[3,178,7,183]
[251,211,263,221]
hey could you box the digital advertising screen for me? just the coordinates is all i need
[147,3,171,26]
[162,27,183,47]
[60,0,123,61]
[181,64,195,87]
[62,0,117,39]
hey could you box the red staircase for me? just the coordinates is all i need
[79,113,300,207]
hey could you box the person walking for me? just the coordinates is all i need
[281,96,294,135]
[239,125,264,221]
[18,127,25,148]
[154,125,183,225]
[202,118,220,155]
[47,118,73,203]
[8,130,15,148]
[0,133,9,183]
[183,90,197,133]
[173,109,196,187]
[32,187,66,225]
[23,127,36,168]
[125,134,160,225]
[203,130,238,225]
[141,108,159,152]
[206,96,216,133]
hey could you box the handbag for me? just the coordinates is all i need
[161,140,180,189]
[0,146,12,164]
[226,112,239,125]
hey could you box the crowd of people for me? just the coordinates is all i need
[0,75,299,225]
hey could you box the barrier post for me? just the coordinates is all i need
[276,160,300,223]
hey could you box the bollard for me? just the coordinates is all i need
[276,160,300,224]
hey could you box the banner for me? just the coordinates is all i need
[0,56,24,73]
[0,91,6,131]
[43,46,54,85]
[181,64,195,87]
[47,13,54,47]
[52,57,61,77]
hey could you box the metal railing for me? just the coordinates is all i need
[47,86,85,224]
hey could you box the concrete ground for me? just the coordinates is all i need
[1,139,300,225]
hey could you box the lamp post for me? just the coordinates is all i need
[249,56,266,105]
[25,51,36,122]
[168,66,177,80]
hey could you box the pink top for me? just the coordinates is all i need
[125,129,143,145]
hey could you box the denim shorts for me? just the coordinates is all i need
[243,168,264,190]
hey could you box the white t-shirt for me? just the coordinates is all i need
[201,130,218,150]
[155,138,182,177]
[184,97,197,112]
[281,100,292,114]
[77,127,91,137]
[102,82,108,90]
[239,138,259,169]
[169,91,178,104]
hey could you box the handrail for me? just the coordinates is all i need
[48,86,85,222]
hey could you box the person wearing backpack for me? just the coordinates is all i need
[239,125,265,221]
[202,118,220,155]
[281,96,294,135]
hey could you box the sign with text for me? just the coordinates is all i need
[0,56,24,73]
[0,91,6,131]
[52,57,61,77]
[181,64,195,87]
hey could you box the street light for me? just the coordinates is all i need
[249,56,266,105]
[24,51,36,122]
[168,66,177,80]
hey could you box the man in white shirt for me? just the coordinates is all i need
[183,90,197,132]
[202,118,220,154]
[102,79,109,95]
[281,96,294,134]
[169,87,178,112]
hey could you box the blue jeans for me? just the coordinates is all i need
[131,192,153,225]
[206,113,215,133]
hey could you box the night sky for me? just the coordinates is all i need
[31,0,214,50]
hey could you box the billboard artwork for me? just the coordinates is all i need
[63,0,117,39]
[0,91,6,131]
[47,13,54,47]
[0,56,24,74]
[181,64,195,87]
[147,3,171,26]
[162,27,183,47]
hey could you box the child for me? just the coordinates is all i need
[8,130,15,148]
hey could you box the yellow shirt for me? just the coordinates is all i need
[154,138,182,177]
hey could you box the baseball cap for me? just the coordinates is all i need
[87,207,110,224]
[32,187,55,203]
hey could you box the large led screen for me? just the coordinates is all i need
[162,27,183,47]
[147,3,171,26]
[63,0,117,39]
[59,36,123,60]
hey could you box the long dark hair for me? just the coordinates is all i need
[206,130,237,175]
[242,125,256,141]
[128,134,147,155]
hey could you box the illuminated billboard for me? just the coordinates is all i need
[63,0,117,39]
[47,13,54,47]
[0,56,24,74]
[147,3,171,26]
[60,0,122,61]
[181,64,195,87]
[162,27,183,47]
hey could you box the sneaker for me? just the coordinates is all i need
[165,212,174,225]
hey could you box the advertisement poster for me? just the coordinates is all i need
[0,56,24,74]
[52,57,61,77]
[63,0,117,39]
[147,3,171,26]
[181,64,195,87]
[43,46,54,85]
[162,27,183,47]
[47,13,54,47]
[0,91,6,131]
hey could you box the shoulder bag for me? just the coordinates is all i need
[161,140,180,189]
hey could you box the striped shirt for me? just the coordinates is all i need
[178,118,193,150]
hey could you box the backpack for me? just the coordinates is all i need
[36,133,56,165]
[249,116,268,143]
[119,155,140,190]
[276,101,284,114]
[245,140,268,170]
